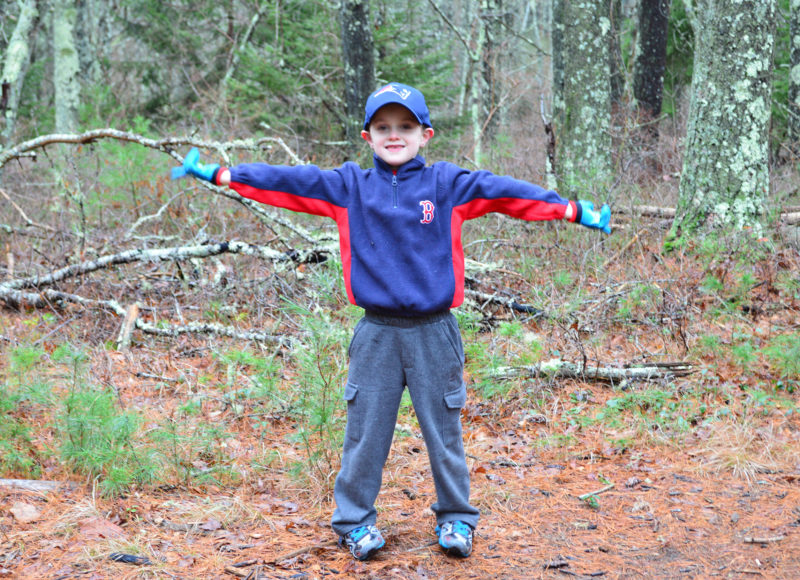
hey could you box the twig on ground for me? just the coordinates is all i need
[743,535,785,544]
[464,288,544,316]
[268,539,338,564]
[578,484,615,501]
[116,303,139,350]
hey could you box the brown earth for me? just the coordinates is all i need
[2,216,800,579]
[2,307,800,579]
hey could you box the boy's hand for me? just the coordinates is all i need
[577,200,611,234]
[171,147,220,182]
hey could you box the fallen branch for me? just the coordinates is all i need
[618,205,800,225]
[487,359,693,383]
[116,303,140,350]
[0,287,288,344]
[783,212,800,225]
[268,539,338,564]
[743,535,785,544]
[578,483,615,501]
[0,239,335,293]
[0,478,75,492]
[464,288,544,316]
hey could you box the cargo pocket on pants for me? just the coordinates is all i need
[443,383,467,448]
[343,382,361,443]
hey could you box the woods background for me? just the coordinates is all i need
[2,1,800,579]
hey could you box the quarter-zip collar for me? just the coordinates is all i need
[373,154,426,181]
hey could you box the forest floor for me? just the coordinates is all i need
[3,230,800,579]
[2,144,800,578]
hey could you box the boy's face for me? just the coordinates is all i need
[361,103,434,168]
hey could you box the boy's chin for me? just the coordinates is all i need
[378,152,414,166]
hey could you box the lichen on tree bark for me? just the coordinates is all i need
[668,0,775,248]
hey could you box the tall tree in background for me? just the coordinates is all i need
[633,0,670,124]
[551,0,612,196]
[53,0,81,133]
[341,0,375,144]
[608,0,625,106]
[790,0,800,149]
[479,0,506,144]
[1,0,39,143]
[668,0,776,248]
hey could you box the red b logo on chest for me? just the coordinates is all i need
[419,200,435,224]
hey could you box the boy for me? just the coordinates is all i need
[174,82,611,561]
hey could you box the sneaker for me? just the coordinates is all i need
[338,525,385,561]
[436,520,474,557]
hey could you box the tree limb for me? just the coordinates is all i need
[464,288,544,316]
[618,205,800,225]
[0,186,55,231]
[0,478,76,492]
[426,0,478,60]
[1,129,322,242]
[220,1,270,95]
[0,286,288,343]
[487,359,694,383]
[0,239,335,292]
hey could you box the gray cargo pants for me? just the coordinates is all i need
[331,310,480,536]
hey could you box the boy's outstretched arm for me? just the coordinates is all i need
[572,200,611,234]
[171,147,230,185]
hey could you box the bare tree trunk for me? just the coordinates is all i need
[668,0,775,248]
[480,0,504,145]
[1,0,39,143]
[551,0,613,197]
[340,0,375,145]
[609,0,625,107]
[633,0,670,122]
[53,0,81,133]
[75,0,101,85]
[790,0,800,150]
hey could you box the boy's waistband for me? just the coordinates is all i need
[363,309,452,327]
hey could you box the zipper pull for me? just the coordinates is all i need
[392,171,398,208]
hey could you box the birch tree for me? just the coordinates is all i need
[341,0,375,143]
[53,0,81,133]
[1,0,39,143]
[552,0,613,197]
[667,0,776,248]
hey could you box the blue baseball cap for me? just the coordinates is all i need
[363,83,432,130]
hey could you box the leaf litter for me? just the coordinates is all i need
[2,226,800,579]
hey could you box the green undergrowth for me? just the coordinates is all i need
[2,235,799,495]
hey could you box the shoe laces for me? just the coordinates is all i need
[450,521,472,537]
[348,525,371,542]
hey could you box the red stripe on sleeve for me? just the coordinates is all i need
[449,197,569,308]
[230,183,356,305]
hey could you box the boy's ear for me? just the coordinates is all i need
[421,127,434,145]
[361,130,372,143]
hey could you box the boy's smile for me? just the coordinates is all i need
[361,103,434,168]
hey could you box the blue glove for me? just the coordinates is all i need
[577,200,611,234]
[171,147,220,182]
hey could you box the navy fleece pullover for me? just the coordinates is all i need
[218,154,578,316]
